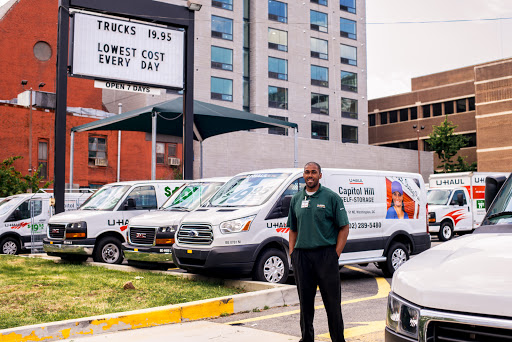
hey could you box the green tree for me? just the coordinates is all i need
[0,156,52,197]
[426,117,475,173]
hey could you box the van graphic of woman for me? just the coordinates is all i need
[386,181,409,219]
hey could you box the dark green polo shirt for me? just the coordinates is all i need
[287,184,349,249]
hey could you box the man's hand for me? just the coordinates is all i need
[336,224,349,257]
[289,230,297,255]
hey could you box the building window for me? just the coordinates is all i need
[342,125,358,143]
[369,113,376,126]
[422,104,431,118]
[382,140,418,150]
[156,143,178,165]
[268,115,289,135]
[311,121,329,140]
[311,93,329,115]
[212,0,233,10]
[211,77,233,101]
[456,98,466,113]
[340,18,356,39]
[311,0,327,6]
[243,78,250,110]
[311,10,328,33]
[268,0,287,23]
[268,57,288,80]
[410,107,418,120]
[211,46,233,71]
[88,136,107,167]
[156,143,166,164]
[340,0,356,13]
[268,28,288,52]
[380,112,388,125]
[311,65,329,87]
[400,108,408,121]
[340,70,357,92]
[433,103,442,116]
[168,143,177,157]
[340,44,357,66]
[211,15,233,40]
[38,140,48,179]
[389,110,398,123]
[468,97,475,111]
[444,101,454,115]
[311,37,328,60]
[268,86,288,109]
[463,133,477,148]
[341,97,357,119]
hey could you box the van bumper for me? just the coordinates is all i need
[122,243,174,263]
[385,327,416,341]
[411,233,431,254]
[172,244,257,275]
[43,238,95,255]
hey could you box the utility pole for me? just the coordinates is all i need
[413,125,425,174]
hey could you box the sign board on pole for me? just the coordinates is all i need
[70,12,185,89]
[94,80,162,95]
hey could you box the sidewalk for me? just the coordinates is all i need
[0,260,299,342]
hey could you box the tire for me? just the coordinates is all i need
[94,237,123,264]
[438,221,454,241]
[253,248,289,283]
[380,242,409,278]
[1,237,21,255]
[60,254,89,263]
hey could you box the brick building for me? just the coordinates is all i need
[368,58,512,172]
[0,0,182,189]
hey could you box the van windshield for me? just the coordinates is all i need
[427,189,451,205]
[208,173,290,207]
[80,185,131,210]
[0,198,19,216]
[161,182,224,211]
[486,176,512,224]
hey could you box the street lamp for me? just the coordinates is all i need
[413,125,425,174]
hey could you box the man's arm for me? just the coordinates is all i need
[289,229,297,255]
[335,224,349,257]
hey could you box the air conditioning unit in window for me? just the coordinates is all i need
[168,157,181,166]
[95,158,108,167]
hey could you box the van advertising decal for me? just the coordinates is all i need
[386,177,421,220]
[443,209,467,226]
[7,222,45,232]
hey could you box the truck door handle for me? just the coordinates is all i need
[468,207,470,212]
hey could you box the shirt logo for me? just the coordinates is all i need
[317,204,325,208]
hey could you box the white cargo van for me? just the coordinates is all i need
[385,173,511,342]
[172,168,430,283]
[43,180,183,264]
[427,172,508,240]
[122,177,229,269]
[0,191,92,255]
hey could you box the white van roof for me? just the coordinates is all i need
[186,177,231,183]
[234,168,422,178]
[97,179,185,187]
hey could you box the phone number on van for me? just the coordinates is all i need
[349,222,382,229]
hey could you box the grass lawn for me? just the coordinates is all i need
[0,255,245,329]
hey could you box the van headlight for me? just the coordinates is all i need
[158,225,177,233]
[386,292,420,339]
[220,216,255,234]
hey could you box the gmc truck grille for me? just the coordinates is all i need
[48,224,65,239]
[129,227,156,246]
[427,321,512,342]
[177,225,213,245]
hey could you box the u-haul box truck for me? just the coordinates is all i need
[172,168,430,283]
[0,191,92,255]
[122,177,229,269]
[43,180,183,264]
[427,172,508,241]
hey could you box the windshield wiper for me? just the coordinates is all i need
[167,206,191,211]
[487,211,512,220]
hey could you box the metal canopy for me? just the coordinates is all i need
[69,97,299,184]
[71,97,297,138]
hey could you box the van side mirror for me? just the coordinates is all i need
[123,198,137,210]
[265,195,293,220]
[457,193,464,206]
[6,209,21,222]
[280,196,292,217]
[485,176,508,211]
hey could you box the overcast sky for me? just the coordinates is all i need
[366,0,512,99]
[2,0,512,100]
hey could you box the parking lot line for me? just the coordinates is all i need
[318,320,386,340]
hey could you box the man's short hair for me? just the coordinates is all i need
[304,162,321,173]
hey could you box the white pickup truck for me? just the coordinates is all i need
[386,173,512,342]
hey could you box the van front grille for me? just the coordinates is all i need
[427,321,512,342]
[129,227,156,245]
[48,224,65,239]
[177,225,213,245]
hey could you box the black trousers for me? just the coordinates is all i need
[292,246,345,342]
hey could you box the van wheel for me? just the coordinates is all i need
[94,237,123,264]
[380,242,409,278]
[1,237,20,255]
[438,222,453,241]
[253,248,289,283]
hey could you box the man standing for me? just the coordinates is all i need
[287,162,350,342]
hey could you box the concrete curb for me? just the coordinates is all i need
[0,259,299,342]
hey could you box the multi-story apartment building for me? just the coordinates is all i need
[368,58,512,172]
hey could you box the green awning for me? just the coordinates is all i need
[72,97,297,140]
